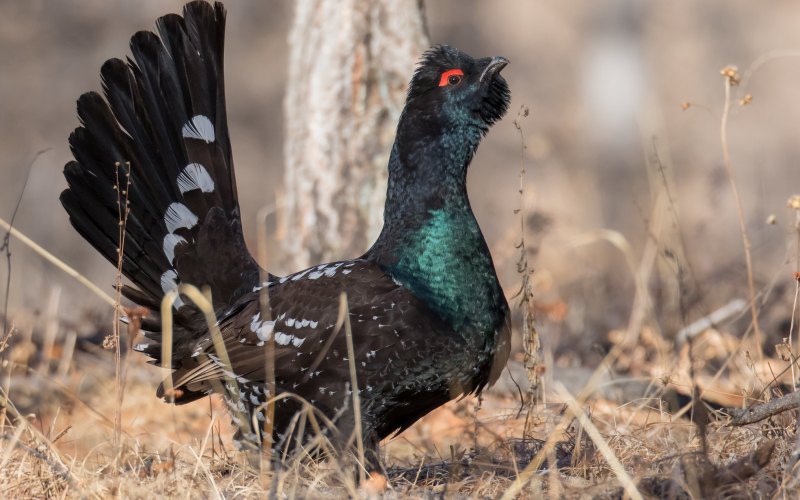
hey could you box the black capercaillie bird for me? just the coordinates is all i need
[60,1,511,469]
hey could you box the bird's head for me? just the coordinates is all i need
[404,45,511,135]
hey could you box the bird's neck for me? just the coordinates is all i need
[366,122,505,332]
[384,112,482,219]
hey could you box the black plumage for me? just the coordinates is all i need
[61,1,511,469]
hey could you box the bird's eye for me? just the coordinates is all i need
[438,69,464,87]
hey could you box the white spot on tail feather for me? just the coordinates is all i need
[177,163,215,194]
[181,115,215,143]
[160,269,184,307]
[164,203,198,233]
[160,269,178,293]
[162,233,187,263]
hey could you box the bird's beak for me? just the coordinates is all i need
[480,56,509,83]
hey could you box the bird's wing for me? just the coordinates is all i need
[160,259,502,423]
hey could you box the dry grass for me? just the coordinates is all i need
[0,326,796,498]
[0,301,796,498]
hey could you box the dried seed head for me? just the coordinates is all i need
[680,102,691,111]
[766,214,777,225]
[787,195,800,210]
[720,65,740,85]
[739,94,753,106]
[102,335,117,350]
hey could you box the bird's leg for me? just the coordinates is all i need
[363,436,384,476]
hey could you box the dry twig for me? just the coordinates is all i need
[725,390,800,426]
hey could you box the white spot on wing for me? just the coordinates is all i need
[274,331,293,345]
[177,163,215,194]
[256,320,274,341]
[162,233,187,263]
[164,203,198,233]
[324,262,342,277]
[250,313,275,341]
[308,262,344,280]
[291,268,312,281]
[181,115,215,143]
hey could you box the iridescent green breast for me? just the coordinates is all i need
[388,208,505,333]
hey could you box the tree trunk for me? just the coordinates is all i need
[282,0,428,270]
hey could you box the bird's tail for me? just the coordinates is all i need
[60,1,260,397]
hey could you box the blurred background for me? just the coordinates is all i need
[2,0,800,368]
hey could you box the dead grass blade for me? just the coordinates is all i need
[340,292,366,480]
[0,216,117,308]
[555,383,643,500]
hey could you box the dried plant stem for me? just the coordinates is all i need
[112,162,131,449]
[512,105,542,433]
[790,277,800,392]
[340,292,366,480]
[257,206,276,473]
[720,69,763,360]
[1,149,47,341]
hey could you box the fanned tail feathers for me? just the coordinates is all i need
[60,1,259,374]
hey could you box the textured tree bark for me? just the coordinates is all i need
[282,0,429,270]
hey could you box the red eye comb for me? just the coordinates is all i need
[438,69,464,87]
